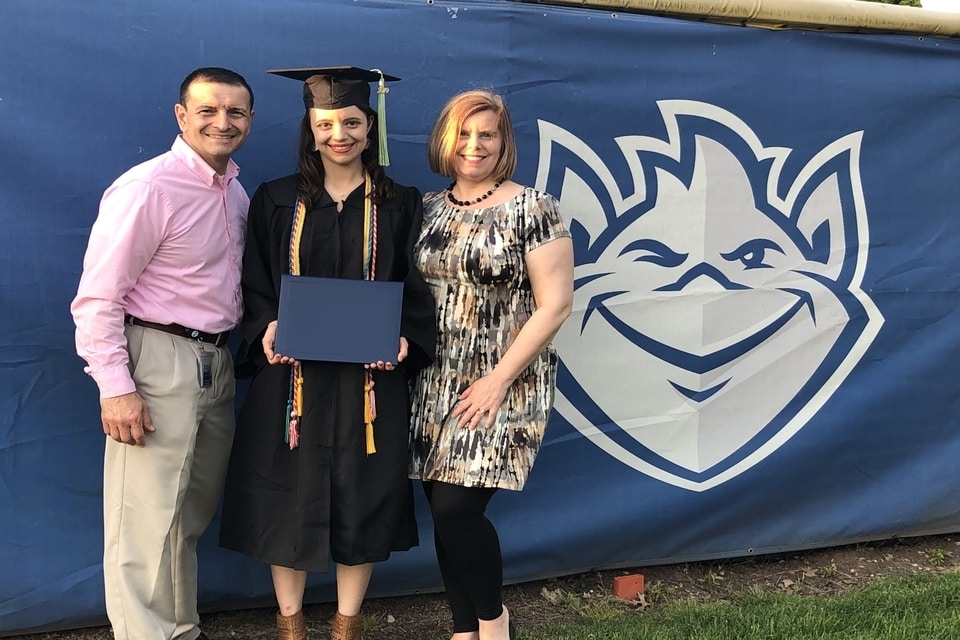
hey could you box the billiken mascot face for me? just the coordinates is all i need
[535,101,883,490]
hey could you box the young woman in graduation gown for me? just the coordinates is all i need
[219,67,436,640]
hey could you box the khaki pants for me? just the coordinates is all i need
[103,325,235,640]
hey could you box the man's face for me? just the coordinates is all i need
[174,80,253,173]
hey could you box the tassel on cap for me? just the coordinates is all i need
[372,68,390,167]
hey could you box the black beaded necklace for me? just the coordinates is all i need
[446,181,502,207]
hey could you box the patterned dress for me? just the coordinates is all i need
[409,187,570,490]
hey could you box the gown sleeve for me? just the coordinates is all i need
[236,182,282,377]
[396,186,437,378]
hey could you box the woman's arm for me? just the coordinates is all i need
[397,187,438,376]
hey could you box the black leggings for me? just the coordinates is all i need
[423,481,502,633]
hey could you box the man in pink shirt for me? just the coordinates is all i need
[71,67,254,640]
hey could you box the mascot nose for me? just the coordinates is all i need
[656,262,747,293]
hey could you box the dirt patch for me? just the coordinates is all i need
[13,533,960,640]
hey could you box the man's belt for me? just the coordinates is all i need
[125,315,231,347]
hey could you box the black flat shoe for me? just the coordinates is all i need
[508,618,517,640]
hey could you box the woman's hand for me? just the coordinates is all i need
[365,336,408,371]
[262,320,298,365]
[451,373,510,429]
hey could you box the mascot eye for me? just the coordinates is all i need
[618,239,687,268]
[722,238,784,270]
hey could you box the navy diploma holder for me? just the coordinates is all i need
[275,274,404,364]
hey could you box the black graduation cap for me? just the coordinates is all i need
[267,66,400,110]
[268,66,400,165]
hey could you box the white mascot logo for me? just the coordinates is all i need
[536,101,883,491]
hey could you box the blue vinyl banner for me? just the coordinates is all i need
[2,0,959,634]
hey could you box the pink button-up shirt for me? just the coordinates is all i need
[71,136,248,398]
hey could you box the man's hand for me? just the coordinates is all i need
[101,392,155,447]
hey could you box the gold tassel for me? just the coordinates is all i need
[363,371,377,454]
[365,422,376,455]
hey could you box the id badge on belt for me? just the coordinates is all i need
[199,347,214,388]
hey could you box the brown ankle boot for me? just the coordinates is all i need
[330,611,363,640]
[277,610,307,640]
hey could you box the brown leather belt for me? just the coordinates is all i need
[125,315,230,347]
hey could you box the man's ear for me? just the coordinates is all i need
[174,103,187,131]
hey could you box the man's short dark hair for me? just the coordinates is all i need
[179,67,254,110]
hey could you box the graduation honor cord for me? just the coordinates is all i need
[285,172,379,453]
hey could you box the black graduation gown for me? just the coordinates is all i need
[219,174,436,572]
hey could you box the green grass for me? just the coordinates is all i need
[520,571,960,640]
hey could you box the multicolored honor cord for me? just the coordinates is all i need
[284,191,307,449]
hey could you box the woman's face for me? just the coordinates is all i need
[310,106,372,168]
[451,109,501,184]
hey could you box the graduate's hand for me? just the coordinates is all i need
[452,373,510,430]
[101,391,155,447]
[364,337,407,371]
[262,320,298,365]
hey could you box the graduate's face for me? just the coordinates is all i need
[175,80,253,174]
[452,109,502,185]
[310,106,373,168]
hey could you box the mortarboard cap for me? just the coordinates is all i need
[268,66,400,110]
[267,66,399,166]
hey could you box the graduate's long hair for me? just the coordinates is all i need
[296,105,396,204]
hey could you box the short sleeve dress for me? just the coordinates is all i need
[409,186,570,491]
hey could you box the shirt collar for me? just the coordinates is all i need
[171,135,240,186]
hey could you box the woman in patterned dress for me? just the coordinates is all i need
[409,89,574,640]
